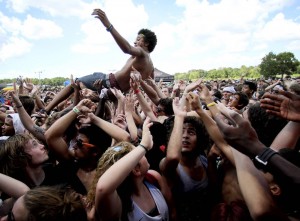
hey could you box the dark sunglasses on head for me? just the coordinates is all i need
[76,139,96,148]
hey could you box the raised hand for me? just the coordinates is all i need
[260,91,300,122]
[184,79,202,93]
[186,92,202,112]
[144,78,156,87]
[125,93,135,113]
[76,99,96,115]
[130,72,141,91]
[93,79,103,92]
[173,97,187,117]
[111,87,125,101]
[92,8,111,29]
[214,111,262,158]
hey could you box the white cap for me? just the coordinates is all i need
[222,86,236,93]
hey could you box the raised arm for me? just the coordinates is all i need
[0,173,29,199]
[214,110,300,185]
[124,93,139,143]
[180,79,202,110]
[186,91,234,164]
[270,121,300,151]
[88,112,130,143]
[232,149,289,221]
[160,97,185,176]
[9,91,46,142]
[45,99,94,161]
[130,74,157,122]
[95,118,153,220]
[93,8,144,57]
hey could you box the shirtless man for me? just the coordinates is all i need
[45,8,157,113]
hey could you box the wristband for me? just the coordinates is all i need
[207,102,216,107]
[106,24,113,32]
[139,144,148,152]
[134,89,140,94]
[16,104,23,108]
[253,147,278,170]
[72,106,81,115]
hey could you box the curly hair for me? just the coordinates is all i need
[24,185,87,221]
[183,116,211,155]
[0,134,33,180]
[138,29,157,52]
[86,141,135,219]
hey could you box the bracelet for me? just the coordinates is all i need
[139,144,148,152]
[106,24,113,32]
[134,89,140,94]
[72,106,81,115]
[207,102,216,107]
[16,104,23,108]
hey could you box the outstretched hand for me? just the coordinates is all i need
[260,91,300,122]
[130,72,141,91]
[172,97,187,117]
[214,111,263,158]
[92,8,111,29]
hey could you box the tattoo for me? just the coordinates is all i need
[33,125,45,135]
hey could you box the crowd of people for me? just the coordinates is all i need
[0,7,300,221]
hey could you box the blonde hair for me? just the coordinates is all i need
[86,141,134,209]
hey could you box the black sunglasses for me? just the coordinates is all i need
[7,210,15,221]
[76,139,95,148]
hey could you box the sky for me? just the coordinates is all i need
[1,0,300,80]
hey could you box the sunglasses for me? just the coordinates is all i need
[7,210,15,221]
[75,139,96,148]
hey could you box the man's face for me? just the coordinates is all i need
[2,116,14,136]
[161,87,169,97]
[181,123,197,153]
[242,85,252,95]
[222,91,232,100]
[134,34,146,48]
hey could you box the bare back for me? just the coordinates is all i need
[115,50,154,92]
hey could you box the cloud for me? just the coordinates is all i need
[21,15,63,39]
[152,0,300,73]
[0,36,32,61]
[254,13,300,41]
[6,0,94,19]
[72,0,149,54]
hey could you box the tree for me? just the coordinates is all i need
[259,52,299,79]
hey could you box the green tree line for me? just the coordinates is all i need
[0,77,68,86]
[1,51,299,85]
[175,51,300,81]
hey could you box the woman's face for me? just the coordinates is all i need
[1,196,29,221]
[24,139,48,166]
